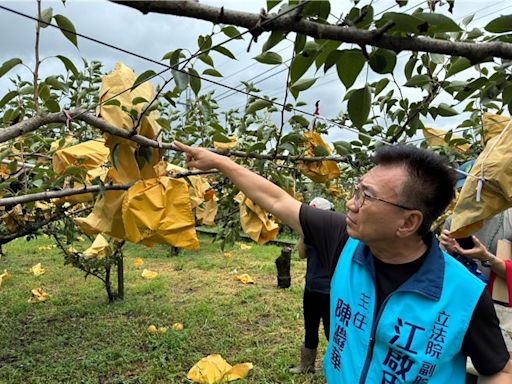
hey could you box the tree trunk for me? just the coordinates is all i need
[117,252,124,300]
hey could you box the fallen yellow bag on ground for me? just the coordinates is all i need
[28,287,50,303]
[122,177,199,249]
[450,118,512,237]
[83,234,112,259]
[187,354,253,384]
[298,131,340,183]
[29,263,45,276]
[234,193,279,245]
[0,270,9,288]
[422,127,469,153]
[141,269,158,280]
[234,273,254,284]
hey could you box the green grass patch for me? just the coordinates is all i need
[0,235,327,383]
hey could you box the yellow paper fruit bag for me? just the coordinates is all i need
[234,193,279,245]
[298,131,340,183]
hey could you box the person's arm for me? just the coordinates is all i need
[478,360,512,383]
[297,236,307,259]
[173,141,303,235]
[440,230,507,279]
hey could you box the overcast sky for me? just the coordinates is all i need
[1,0,511,143]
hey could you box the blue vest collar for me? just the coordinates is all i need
[352,233,444,301]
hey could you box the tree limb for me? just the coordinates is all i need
[2,110,350,163]
[111,0,512,61]
[0,184,131,207]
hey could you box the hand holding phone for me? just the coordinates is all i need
[456,236,475,250]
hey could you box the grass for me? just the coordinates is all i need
[0,234,327,383]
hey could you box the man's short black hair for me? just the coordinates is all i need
[373,145,457,236]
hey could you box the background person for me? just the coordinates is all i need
[290,197,333,374]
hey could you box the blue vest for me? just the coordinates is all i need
[324,237,484,383]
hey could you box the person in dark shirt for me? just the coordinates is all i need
[174,141,512,382]
[290,197,333,374]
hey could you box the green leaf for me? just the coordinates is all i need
[290,55,314,84]
[262,30,286,52]
[45,98,61,112]
[245,99,272,115]
[502,84,512,105]
[197,35,212,51]
[202,68,223,77]
[104,99,121,107]
[404,55,417,80]
[267,0,283,11]
[172,69,189,91]
[303,0,331,20]
[212,46,236,60]
[0,91,18,109]
[290,78,317,92]
[132,70,156,90]
[39,7,53,28]
[313,146,330,157]
[324,50,342,73]
[198,54,214,67]
[45,76,68,91]
[462,14,475,27]
[289,78,317,98]
[156,118,171,131]
[212,132,230,143]
[446,57,472,78]
[54,14,78,48]
[404,74,431,87]
[376,12,425,34]
[56,55,79,78]
[132,97,148,105]
[369,48,397,74]
[0,58,22,78]
[373,78,390,96]
[467,28,483,39]
[336,49,366,88]
[348,86,371,128]
[288,116,309,128]
[222,26,243,39]
[430,53,445,65]
[161,49,184,66]
[189,68,201,95]
[333,141,352,156]
[315,40,341,69]
[437,103,458,116]
[485,15,512,33]
[414,12,461,33]
[294,34,306,54]
[254,51,283,65]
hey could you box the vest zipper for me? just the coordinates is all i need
[358,294,391,383]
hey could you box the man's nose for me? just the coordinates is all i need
[346,196,358,212]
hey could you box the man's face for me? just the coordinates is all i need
[345,165,411,244]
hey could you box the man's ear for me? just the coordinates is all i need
[396,210,424,238]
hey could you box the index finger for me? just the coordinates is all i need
[172,140,191,153]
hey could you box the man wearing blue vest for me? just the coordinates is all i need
[174,141,512,383]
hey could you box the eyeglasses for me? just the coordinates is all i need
[350,185,416,211]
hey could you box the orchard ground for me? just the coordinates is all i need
[0,234,326,384]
